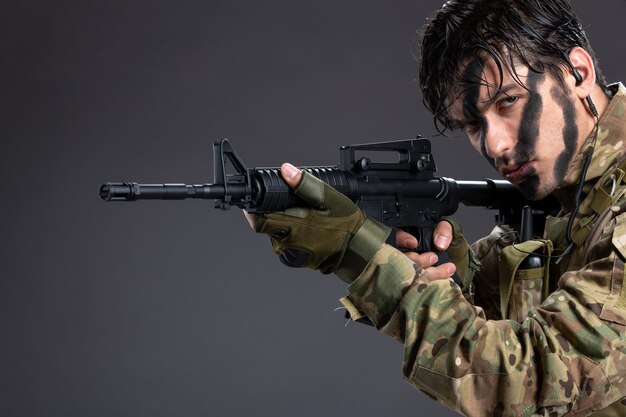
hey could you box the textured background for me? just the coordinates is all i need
[2,1,625,416]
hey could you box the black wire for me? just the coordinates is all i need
[565,146,594,244]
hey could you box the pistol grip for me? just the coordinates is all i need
[433,250,463,288]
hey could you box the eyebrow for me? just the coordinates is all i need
[449,82,522,127]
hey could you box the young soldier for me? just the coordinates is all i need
[248,0,626,415]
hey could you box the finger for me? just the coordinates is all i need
[396,229,418,249]
[423,262,457,281]
[244,210,258,230]
[402,251,438,268]
[280,163,303,189]
[433,220,453,251]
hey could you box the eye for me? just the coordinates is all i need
[499,95,519,110]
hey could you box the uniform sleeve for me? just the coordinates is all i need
[470,225,516,321]
[344,241,626,416]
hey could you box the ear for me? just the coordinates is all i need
[567,47,596,99]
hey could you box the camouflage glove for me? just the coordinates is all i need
[256,171,390,283]
[441,217,481,290]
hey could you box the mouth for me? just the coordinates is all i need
[501,160,535,183]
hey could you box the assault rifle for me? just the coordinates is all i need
[100,138,558,286]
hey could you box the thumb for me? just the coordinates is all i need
[433,220,453,251]
[280,163,303,189]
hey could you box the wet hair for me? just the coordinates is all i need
[418,0,607,133]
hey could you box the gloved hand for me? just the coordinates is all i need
[253,163,390,283]
[396,218,478,290]
[438,217,480,289]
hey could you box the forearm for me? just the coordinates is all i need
[345,244,621,416]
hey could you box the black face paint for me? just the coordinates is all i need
[460,59,489,159]
[459,62,573,200]
[506,71,544,199]
[550,86,579,185]
[516,71,544,149]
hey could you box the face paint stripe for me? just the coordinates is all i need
[517,71,544,148]
[461,59,489,159]
[510,71,545,199]
[550,86,579,183]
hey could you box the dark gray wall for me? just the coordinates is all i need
[2,1,624,416]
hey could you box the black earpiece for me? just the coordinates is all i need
[560,49,583,85]
[572,68,583,85]
[560,49,598,117]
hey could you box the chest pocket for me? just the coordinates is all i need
[602,211,626,325]
[498,240,553,321]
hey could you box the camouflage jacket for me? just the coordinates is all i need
[341,83,626,417]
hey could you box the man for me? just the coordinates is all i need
[248,0,626,415]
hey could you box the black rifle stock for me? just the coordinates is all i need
[100,138,557,283]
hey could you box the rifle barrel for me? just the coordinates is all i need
[99,182,229,201]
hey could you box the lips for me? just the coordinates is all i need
[501,161,535,183]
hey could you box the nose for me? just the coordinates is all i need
[483,118,515,159]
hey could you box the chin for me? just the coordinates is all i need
[515,176,548,201]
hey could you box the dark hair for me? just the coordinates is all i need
[418,0,607,133]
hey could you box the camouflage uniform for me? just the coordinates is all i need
[341,83,626,417]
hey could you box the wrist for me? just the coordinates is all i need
[334,217,391,284]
